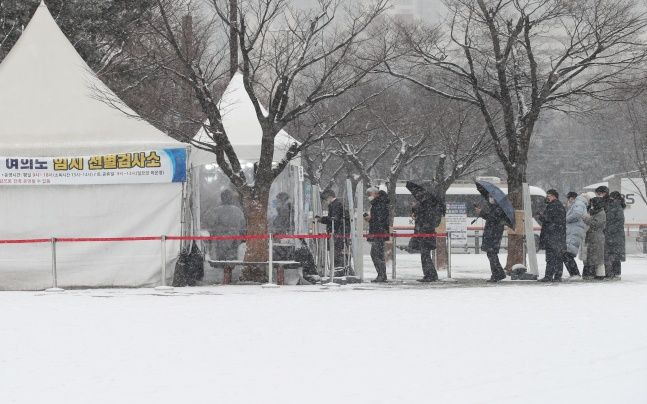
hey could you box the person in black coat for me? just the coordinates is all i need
[475,196,508,282]
[535,189,567,282]
[365,187,390,282]
[605,191,626,279]
[316,189,348,268]
[406,181,444,282]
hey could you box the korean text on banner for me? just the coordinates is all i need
[446,202,468,247]
[0,148,187,186]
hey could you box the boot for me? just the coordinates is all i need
[371,274,387,283]
[538,276,552,282]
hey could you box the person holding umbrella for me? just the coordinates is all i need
[535,189,567,282]
[474,180,515,283]
[405,181,445,282]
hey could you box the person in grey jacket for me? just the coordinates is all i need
[563,192,587,279]
[583,197,606,280]
[209,189,247,261]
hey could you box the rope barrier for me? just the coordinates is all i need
[0,232,447,244]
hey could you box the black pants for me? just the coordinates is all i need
[332,237,346,268]
[420,244,438,280]
[370,240,387,278]
[562,252,580,276]
[486,251,504,276]
[545,248,564,279]
[605,253,622,277]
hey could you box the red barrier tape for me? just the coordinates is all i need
[0,238,50,244]
[0,232,448,244]
[57,236,160,242]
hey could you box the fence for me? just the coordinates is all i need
[0,231,450,291]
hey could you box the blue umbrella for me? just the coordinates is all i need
[475,180,515,228]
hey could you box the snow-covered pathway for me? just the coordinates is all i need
[1,255,646,404]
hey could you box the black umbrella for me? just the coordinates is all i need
[475,180,516,228]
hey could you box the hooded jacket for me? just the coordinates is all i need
[367,190,390,241]
[565,195,588,256]
[406,181,444,250]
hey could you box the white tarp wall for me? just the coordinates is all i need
[0,2,185,290]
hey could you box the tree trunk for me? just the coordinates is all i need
[228,0,238,78]
[241,191,270,282]
[505,169,524,271]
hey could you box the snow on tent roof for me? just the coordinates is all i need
[191,72,300,166]
[0,1,182,156]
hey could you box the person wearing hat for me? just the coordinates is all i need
[595,185,610,211]
[604,191,626,279]
[535,189,567,282]
[365,186,390,282]
[563,191,587,279]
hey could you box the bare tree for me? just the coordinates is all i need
[386,0,647,268]
[333,85,491,225]
[142,0,388,281]
[624,100,647,205]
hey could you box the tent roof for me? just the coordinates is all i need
[191,72,300,165]
[0,1,182,156]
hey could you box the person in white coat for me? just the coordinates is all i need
[563,192,587,279]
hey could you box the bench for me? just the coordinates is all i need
[207,260,301,285]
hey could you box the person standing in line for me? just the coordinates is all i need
[316,189,348,268]
[605,191,626,279]
[474,196,508,282]
[365,187,390,283]
[405,181,444,282]
[563,191,587,280]
[583,197,607,280]
[536,189,567,282]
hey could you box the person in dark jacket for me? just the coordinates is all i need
[475,196,508,282]
[406,181,444,282]
[605,191,626,279]
[365,187,390,282]
[535,189,567,282]
[316,189,348,268]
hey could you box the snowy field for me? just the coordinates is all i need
[2,253,647,404]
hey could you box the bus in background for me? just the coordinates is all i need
[380,177,547,251]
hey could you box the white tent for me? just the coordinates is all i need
[0,2,187,290]
[191,72,300,166]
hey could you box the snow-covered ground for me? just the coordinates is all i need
[1,253,647,404]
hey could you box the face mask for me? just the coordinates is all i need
[368,195,375,201]
[488,196,494,204]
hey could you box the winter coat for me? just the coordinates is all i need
[367,190,390,242]
[320,199,349,234]
[583,209,606,268]
[272,201,292,235]
[565,195,588,256]
[406,181,444,250]
[605,199,626,261]
[537,199,567,253]
[210,204,246,260]
[478,201,507,254]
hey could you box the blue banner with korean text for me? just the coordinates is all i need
[0,148,187,186]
